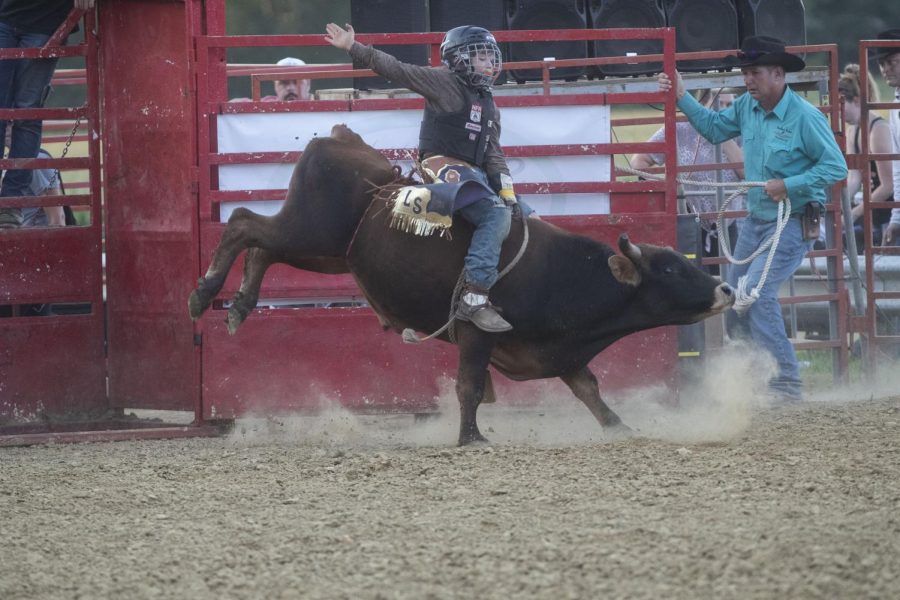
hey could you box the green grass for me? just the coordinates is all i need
[797,348,865,390]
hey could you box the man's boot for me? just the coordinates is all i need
[455,285,512,333]
[0,208,22,229]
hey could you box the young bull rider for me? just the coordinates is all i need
[325,22,536,333]
[659,36,848,401]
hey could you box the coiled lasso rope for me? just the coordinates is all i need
[618,165,791,315]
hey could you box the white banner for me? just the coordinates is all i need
[217,104,611,221]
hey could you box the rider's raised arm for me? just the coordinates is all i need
[348,42,464,111]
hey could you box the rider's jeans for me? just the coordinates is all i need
[0,22,59,198]
[456,194,512,291]
[726,216,813,399]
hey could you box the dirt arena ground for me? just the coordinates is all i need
[2,355,900,599]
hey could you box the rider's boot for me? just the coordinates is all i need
[455,284,512,333]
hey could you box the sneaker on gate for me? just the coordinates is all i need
[0,208,22,229]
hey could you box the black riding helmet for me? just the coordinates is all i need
[440,25,502,89]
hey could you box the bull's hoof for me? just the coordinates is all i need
[225,306,244,335]
[188,289,208,321]
[605,422,635,440]
[457,431,490,446]
[226,305,247,336]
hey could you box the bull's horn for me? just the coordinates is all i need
[618,234,642,262]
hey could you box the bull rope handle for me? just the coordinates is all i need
[618,166,791,314]
[401,214,530,344]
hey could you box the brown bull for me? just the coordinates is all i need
[189,124,734,445]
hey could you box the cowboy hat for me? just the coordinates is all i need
[724,36,805,72]
[872,29,900,61]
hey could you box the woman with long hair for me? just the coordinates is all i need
[839,63,894,246]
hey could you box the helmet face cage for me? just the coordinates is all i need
[441,27,502,89]
[449,41,502,88]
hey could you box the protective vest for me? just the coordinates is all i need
[418,82,498,169]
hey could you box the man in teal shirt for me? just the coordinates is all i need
[659,36,848,401]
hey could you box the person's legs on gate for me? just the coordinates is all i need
[0,22,17,146]
[738,218,813,399]
[455,194,513,332]
[2,30,58,200]
[0,21,19,227]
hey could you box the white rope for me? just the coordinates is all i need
[618,165,792,315]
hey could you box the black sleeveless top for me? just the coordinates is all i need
[854,116,889,227]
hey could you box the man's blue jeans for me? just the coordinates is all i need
[0,22,59,199]
[727,216,814,399]
[456,195,512,291]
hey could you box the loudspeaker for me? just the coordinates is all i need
[431,1,506,34]
[735,0,806,49]
[350,0,429,90]
[505,0,589,83]
[666,0,739,72]
[589,0,666,77]
[430,0,508,85]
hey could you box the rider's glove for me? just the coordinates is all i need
[499,173,517,207]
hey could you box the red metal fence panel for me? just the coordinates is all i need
[100,0,199,412]
[0,11,105,426]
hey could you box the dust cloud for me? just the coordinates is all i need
[226,344,797,448]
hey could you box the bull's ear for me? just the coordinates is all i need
[609,255,641,286]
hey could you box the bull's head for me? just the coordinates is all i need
[608,233,734,322]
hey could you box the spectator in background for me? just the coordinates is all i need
[631,88,745,270]
[0,0,95,229]
[21,148,64,227]
[0,145,67,317]
[875,30,900,246]
[230,57,311,103]
[269,57,310,101]
[839,63,894,247]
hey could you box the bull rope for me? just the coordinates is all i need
[357,168,531,345]
[618,166,792,315]
[401,214,530,344]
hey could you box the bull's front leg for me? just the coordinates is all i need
[560,366,630,433]
[454,325,497,445]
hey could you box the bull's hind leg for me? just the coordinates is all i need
[560,367,630,432]
[189,208,276,320]
[455,325,497,446]
[226,247,274,335]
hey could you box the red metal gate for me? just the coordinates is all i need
[0,11,104,425]
[100,0,201,414]
[854,38,900,364]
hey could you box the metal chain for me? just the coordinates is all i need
[43,114,82,191]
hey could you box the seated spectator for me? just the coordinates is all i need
[21,148,64,227]
[0,146,68,318]
[874,29,900,247]
[230,57,311,102]
[839,63,893,247]
[631,89,745,269]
